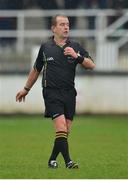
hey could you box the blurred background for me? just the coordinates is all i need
[0,0,128,115]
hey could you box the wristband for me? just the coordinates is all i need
[24,87,30,92]
[76,54,84,64]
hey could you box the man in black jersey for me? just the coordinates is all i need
[16,14,95,169]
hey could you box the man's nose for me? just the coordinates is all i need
[64,25,69,29]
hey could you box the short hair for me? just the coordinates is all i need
[51,14,68,26]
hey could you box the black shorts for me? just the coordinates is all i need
[42,88,77,120]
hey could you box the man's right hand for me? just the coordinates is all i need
[16,89,28,102]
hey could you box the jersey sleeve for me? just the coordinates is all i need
[78,43,89,58]
[77,43,94,63]
[33,45,44,72]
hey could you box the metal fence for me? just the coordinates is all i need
[0,9,128,72]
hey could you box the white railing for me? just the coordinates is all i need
[0,9,128,71]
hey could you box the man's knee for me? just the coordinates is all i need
[54,115,68,132]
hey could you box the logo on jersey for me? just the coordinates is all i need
[47,57,54,61]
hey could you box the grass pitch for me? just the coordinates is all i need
[0,115,128,179]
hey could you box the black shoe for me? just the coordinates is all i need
[66,161,79,169]
[48,160,58,169]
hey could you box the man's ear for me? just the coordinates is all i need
[51,26,55,33]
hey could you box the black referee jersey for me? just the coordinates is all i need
[34,37,90,89]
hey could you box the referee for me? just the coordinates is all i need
[16,14,95,169]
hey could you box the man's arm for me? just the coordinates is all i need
[64,47,95,69]
[16,68,40,102]
[81,57,95,69]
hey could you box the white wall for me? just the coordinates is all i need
[0,75,128,114]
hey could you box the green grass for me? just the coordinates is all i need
[0,115,128,179]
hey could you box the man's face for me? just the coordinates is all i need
[52,16,69,38]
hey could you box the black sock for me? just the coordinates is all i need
[56,131,71,164]
[49,131,71,164]
[48,133,60,161]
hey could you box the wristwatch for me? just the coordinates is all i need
[76,52,84,64]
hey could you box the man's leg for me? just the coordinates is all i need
[49,114,72,168]
[66,119,72,135]
[65,119,78,169]
[48,115,78,169]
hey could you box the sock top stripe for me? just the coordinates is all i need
[55,131,68,139]
[55,135,67,139]
[56,132,67,136]
[56,131,68,134]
